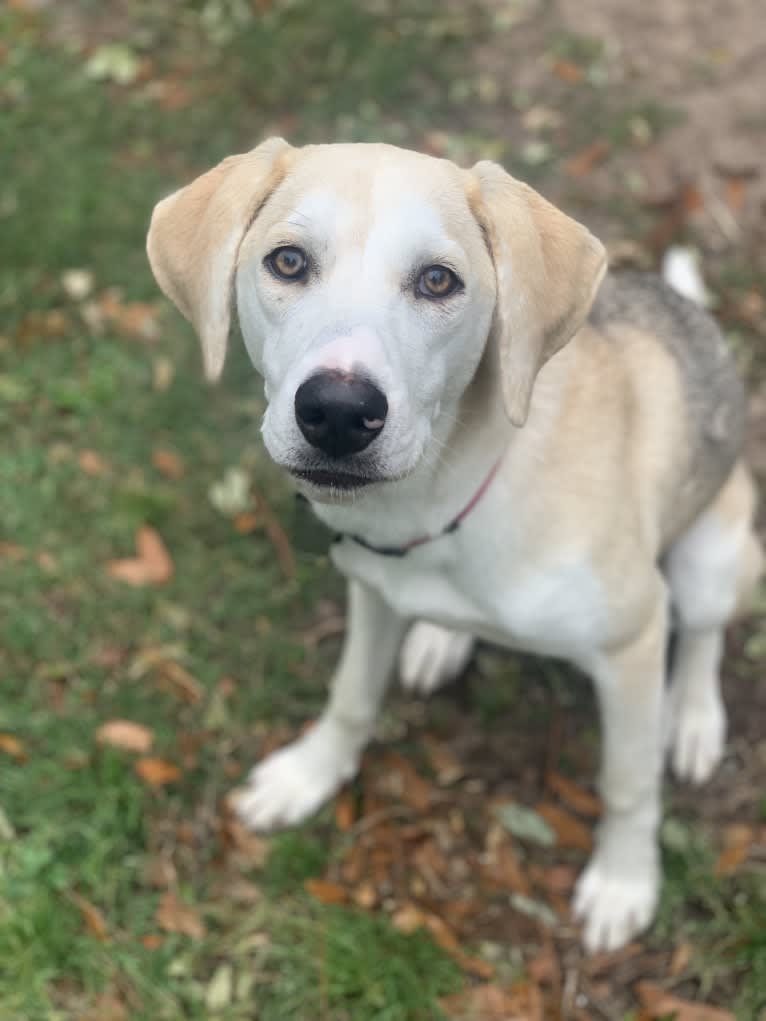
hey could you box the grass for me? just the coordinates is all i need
[1,3,765,1020]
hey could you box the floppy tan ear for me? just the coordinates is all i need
[469,161,607,426]
[146,137,293,381]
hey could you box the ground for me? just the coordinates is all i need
[1,2,765,1019]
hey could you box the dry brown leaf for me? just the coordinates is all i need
[441,981,543,1021]
[70,892,110,941]
[96,719,153,754]
[353,881,377,909]
[423,913,494,979]
[535,802,593,852]
[152,447,185,480]
[233,511,259,534]
[156,889,205,939]
[156,661,203,704]
[305,878,348,905]
[107,526,173,586]
[392,902,426,934]
[334,790,356,831]
[715,824,753,876]
[79,992,129,1021]
[552,59,584,83]
[565,140,611,178]
[382,752,433,812]
[134,757,181,787]
[141,933,164,950]
[78,449,109,476]
[724,176,747,213]
[423,735,465,785]
[636,982,734,1021]
[670,941,693,977]
[0,733,27,762]
[546,772,601,817]
[481,839,531,897]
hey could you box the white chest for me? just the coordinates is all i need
[331,528,607,659]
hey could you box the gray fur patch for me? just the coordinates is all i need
[590,272,746,524]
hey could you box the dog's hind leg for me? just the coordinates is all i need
[234,579,407,830]
[399,621,475,696]
[664,461,763,784]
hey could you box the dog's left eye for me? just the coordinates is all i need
[417,265,461,299]
[266,246,309,281]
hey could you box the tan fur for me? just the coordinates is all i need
[147,137,293,380]
[468,161,607,425]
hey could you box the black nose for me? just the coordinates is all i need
[294,372,388,459]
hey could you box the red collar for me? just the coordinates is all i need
[345,456,503,557]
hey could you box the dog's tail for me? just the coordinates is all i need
[661,245,714,308]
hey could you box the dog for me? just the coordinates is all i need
[147,138,762,952]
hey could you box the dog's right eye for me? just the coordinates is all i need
[266,246,309,281]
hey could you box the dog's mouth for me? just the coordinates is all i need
[290,467,381,492]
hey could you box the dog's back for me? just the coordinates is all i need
[590,271,746,542]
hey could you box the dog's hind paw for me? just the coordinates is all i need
[399,621,474,696]
[573,855,659,953]
[232,716,361,831]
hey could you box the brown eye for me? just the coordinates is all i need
[417,265,461,299]
[267,246,308,280]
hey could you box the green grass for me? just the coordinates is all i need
[1,4,765,1019]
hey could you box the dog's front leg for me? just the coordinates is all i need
[574,586,668,952]
[235,578,407,831]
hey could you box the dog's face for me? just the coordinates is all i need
[147,140,606,500]
[235,146,495,494]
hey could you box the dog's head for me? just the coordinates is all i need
[147,139,605,499]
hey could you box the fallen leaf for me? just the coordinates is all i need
[233,511,259,534]
[565,140,610,178]
[423,913,494,979]
[546,772,601,817]
[141,933,164,949]
[334,790,356,831]
[61,268,94,301]
[670,941,693,976]
[481,833,531,896]
[79,992,128,1021]
[156,889,205,938]
[715,824,753,876]
[209,468,251,516]
[353,882,377,909]
[156,660,203,704]
[636,982,734,1021]
[96,720,154,754]
[535,802,593,851]
[78,449,109,476]
[305,878,348,905]
[0,733,27,762]
[441,981,543,1020]
[152,448,185,480]
[493,802,556,846]
[381,752,433,811]
[152,356,175,391]
[107,526,173,586]
[206,963,233,1011]
[423,735,465,785]
[70,892,110,941]
[134,757,181,787]
[392,902,426,934]
[724,176,747,213]
[509,893,559,927]
[552,58,584,83]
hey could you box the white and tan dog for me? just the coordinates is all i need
[147,139,762,952]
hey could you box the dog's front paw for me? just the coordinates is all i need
[671,695,725,785]
[399,621,474,696]
[573,854,659,953]
[233,717,361,831]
